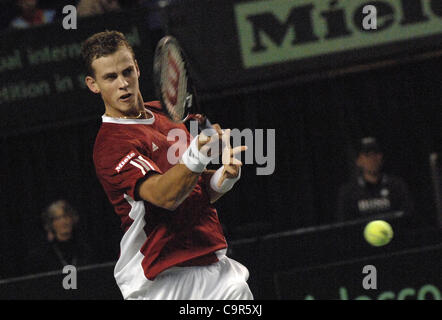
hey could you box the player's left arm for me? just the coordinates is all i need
[202,170,224,203]
[203,129,247,204]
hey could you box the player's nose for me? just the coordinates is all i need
[117,75,129,88]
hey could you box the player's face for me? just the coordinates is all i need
[86,46,141,117]
[357,152,383,173]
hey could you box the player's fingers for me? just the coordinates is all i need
[222,145,246,165]
[231,145,248,156]
[198,133,211,149]
[230,158,243,166]
[211,123,224,137]
[204,124,223,152]
[222,128,231,143]
[223,158,243,168]
[224,164,241,176]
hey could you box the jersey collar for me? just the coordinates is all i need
[102,108,155,125]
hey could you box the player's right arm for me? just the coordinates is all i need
[135,125,224,211]
[135,164,201,211]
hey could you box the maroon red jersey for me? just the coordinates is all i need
[93,101,227,296]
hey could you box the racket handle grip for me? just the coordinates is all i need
[200,118,217,136]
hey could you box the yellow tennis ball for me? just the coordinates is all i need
[364,220,393,247]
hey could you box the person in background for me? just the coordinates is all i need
[337,137,414,222]
[9,0,55,29]
[76,0,121,17]
[25,200,93,274]
[37,0,80,22]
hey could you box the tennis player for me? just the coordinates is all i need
[82,30,253,300]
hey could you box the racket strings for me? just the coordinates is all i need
[162,45,188,122]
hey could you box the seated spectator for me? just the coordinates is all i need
[25,200,93,274]
[337,137,414,222]
[10,0,55,29]
[38,0,80,22]
[76,0,121,17]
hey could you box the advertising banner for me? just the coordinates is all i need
[274,244,442,299]
[0,9,153,134]
[167,0,442,94]
[1,1,441,130]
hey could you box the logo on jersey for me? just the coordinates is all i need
[115,151,137,173]
[358,198,391,212]
[152,142,159,152]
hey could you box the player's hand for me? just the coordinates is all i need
[198,123,223,158]
[218,129,247,187]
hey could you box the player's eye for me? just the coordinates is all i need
[123,67,133,77]
[104,74,117,81]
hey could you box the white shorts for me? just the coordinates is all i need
[126,254,253,300]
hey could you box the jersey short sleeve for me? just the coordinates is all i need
[94,137,162,202]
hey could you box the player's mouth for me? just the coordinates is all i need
[119,93,133,102]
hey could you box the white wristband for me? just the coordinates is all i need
[210,166,241,193]
[181,136,213,173]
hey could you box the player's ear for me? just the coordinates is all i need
[134,59,140,78]
[85,75,100,94]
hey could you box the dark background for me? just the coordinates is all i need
[0,1,441,296]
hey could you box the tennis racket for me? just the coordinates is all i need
[153,35,215,135]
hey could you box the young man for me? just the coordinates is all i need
[82,30,253,299]
[337,137,413,222]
